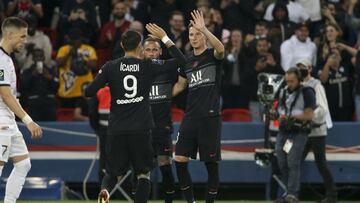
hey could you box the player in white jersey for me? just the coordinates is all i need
[0,17,42,203]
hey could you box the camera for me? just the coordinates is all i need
[254,148,274,168]
[279,117,312,134]
[257,73,284,106]
[71,49,88,76]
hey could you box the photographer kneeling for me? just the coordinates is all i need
[274,68,316,203]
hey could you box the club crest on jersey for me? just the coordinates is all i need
[192,61,198,68]
[0,69,4,81]
[151,59,164,65]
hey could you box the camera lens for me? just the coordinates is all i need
[258,74,268,83]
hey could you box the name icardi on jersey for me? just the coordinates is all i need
[120,62,140,72]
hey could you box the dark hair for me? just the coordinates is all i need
[256,36,270,44]
[121,30,142,51]
[255,21,269,29]
[171,10,184,19]
[143,37,161,47]
[325,23,343,39]
[286,67,302,81]
[295,21,311,31]
[1,17,28,31]
[272,2,289,21]
[225,29,243,53]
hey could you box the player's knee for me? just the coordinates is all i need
[137,172,150,180]
[14,158,31,174]
[175,155,189,163]
[158,156,171,166]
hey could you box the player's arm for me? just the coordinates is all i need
[88,96,100,130]
[190,10,225,60]
[0,86,42,138]
[146,23,187,69]
[172,75,188,96]
[85,63,109,97]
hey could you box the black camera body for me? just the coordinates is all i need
[254,148,274,168]
[71,49,89,76]
[279,117,312,134]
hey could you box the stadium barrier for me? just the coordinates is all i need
[0,122,358,185]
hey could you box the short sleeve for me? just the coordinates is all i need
[56,46,70,59]
[88,47,98,61]
[303,87,316,110]
[0,68,10,86]
[178,66,186,78]
[0,59,11,86]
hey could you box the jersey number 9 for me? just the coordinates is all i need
[123,75,138,98]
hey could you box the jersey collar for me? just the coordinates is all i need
[0,47,10,57]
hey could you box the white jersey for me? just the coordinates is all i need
[0,47,18,127]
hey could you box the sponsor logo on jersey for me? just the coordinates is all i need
[187,65,216,89]
[0,69,4,81]
[116,96,144,104]
[149,83,172,102]
[151,59,165,65]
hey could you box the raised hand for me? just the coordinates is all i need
[190,10,206,32]
[145,23,167,40]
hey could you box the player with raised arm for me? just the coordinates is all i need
[0,17,43,203]
[143,37,179,203]
[172,10,225,203]
[85,24,186,203]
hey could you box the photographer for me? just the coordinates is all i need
[20,48,59,121]
[244,37,283,121]
[15,14,52,71]
[297,59,337,203]
[56,28,97,107]
[275,68,316,203]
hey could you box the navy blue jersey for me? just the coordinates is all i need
[85,46,185,135]
[179,48,223,118]
[149,68,178,132]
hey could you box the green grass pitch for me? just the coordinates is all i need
[15,201,359,203]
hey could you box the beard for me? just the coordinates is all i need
[14,46,24,53]
[114,13,125,20]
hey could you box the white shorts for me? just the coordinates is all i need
[0,127,29,162]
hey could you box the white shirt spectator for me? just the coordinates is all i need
[15,30,52,71]
[303,77,333,136]
[280,35,317,71]
[264,1,310,23]
[297,0,322,22]
[0,48,18,126]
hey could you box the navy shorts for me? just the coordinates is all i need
[105,131,154,176]
[175,116,222,162]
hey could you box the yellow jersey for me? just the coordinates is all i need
[57,44,97,98]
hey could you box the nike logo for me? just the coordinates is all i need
[210,153,216,157]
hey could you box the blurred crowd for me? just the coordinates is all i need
[1,0,360,122]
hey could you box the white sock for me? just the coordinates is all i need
[4,158,31,203]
